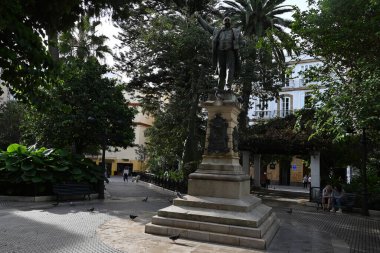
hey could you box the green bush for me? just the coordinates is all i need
[0,144,104,195]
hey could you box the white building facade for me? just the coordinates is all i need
[250,54,321,122]
[247,55,323,187]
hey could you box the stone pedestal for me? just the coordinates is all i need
[145,92,279,250]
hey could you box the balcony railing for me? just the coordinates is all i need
[251,109,298,121]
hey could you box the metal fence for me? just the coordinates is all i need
[139,173,188,194]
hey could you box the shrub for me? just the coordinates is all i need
[0,144,103,195]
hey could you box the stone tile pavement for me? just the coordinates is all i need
[0,176,379,253]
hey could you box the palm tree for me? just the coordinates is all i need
[59,15,112,61]
[221,0,292,35]
[218,0,297,128]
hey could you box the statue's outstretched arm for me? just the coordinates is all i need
[195,12,214,34]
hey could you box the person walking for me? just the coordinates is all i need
[123,167,129,182]
[303,175,308,188]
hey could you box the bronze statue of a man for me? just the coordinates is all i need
[195,12,244,91]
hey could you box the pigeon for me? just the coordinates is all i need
[176,191,184,199]
[87,207,95,212]
[52,203,59,207]
[142,196,148,202]
[129,214,138,220]
[169,234,180,242]
[286,208,293,214]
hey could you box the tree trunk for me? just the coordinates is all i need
[182,83,200,178]
[47,29,59,61]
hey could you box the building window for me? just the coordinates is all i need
[304,93,312,108]
[281,97,290,117]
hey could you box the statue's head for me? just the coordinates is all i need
[223,17,231,28]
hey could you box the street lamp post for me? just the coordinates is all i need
[360,128,369,216]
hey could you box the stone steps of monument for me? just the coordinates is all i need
[173,195,262,212]
[145,216,280,250]
[152,212,277,238]
[157,204,272,228]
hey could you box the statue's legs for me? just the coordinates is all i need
[217,50,235,90]
[217,51,227,90]
[225,50,235,90]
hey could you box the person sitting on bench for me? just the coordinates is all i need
[331,184,345,213]
[322,184,333,211]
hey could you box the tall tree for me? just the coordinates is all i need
[292,0,380,216]
[59,15,112,61]
[292,0,380,146]
[21,9,136,154]
[0,0,139,102]
[22,58,136,155]
[116,10,213,177]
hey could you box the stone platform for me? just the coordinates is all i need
[145,195,279,249]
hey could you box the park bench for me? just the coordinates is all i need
[53,183,94,203]
[340,193,356,212]
[310,187,356,212]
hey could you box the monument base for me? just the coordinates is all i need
[145,93,279,249]
[145,194,279,249]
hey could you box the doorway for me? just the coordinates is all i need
[279,160,290,185]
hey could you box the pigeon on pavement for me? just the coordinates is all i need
[129,214,138,220]
[176,191,184,199]
[169,234,180,242]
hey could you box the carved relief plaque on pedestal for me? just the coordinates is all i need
[207,113,229,153]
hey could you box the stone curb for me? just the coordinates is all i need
[0,193,99,202]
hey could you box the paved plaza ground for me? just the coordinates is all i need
[0,176,379,253]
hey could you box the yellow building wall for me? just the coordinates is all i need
[266,164,279,182]
[290,157,304,184]
[93,158,147,176]
[259,156,304,186]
